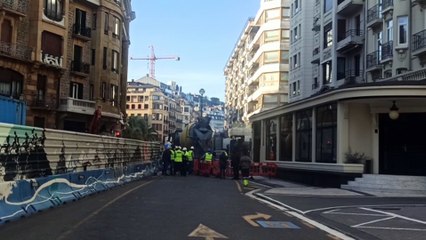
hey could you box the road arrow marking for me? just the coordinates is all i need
[188,224,228,240]
[243,213,272,227]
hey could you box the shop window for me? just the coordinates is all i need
[279,114,293,161]
[296,109,312,162]
[316,104,337,163]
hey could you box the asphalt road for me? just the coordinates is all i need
[0,175,335,240]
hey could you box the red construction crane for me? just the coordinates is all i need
[130,45,180,79]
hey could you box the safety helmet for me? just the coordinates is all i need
[190,146,194,150]
[183,147,187,151]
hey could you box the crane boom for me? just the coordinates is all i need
[130,45,179,79]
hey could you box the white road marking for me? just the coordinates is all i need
[247,190,355,240]
[361,207,426,225]
[352,216,396,228]
[357,226,426,231]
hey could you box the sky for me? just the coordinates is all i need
[127,0,260,101]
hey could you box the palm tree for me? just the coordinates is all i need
[122,116,159,141]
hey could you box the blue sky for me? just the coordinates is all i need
[127,0,260,101]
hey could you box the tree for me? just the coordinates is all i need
[122,116,159,141]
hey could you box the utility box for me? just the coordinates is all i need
[0,95,26,125]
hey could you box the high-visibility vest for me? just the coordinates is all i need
[205,152,213,162]
[186,150,194,161]
[170,150,175,161]
[175,150,183,163]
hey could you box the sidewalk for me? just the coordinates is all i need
[250,176,364,197]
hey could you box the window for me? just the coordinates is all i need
[101,82,106,100]
[377,31,383,60]
[0,68,23,99]
[70,82,83,99]
[104,12,109,34]
[281,50,289,64]
[324,0,332,13]
[293,25,298,41]
[323,60,332,84]
[282,7,290,18]
[103,47,107,69]
[397,16,408,45]
[92,13,97,30]
[44,0,63,21]
[386,19,393,42]
[111,84,118,106]
[296,110,312,162]
[292,54,298,68]
[113,16,120,38]
[281,29,290,40]
[91,49,95,65]
[89,84,94,100]
[279,114,292,162]
[265,119,277,160]
[264,51,279,63]
[264,30,279,43]
[112,50,119,73]
[37,75,47,102]
[323,23,333,48]
[1,19,12,44]
[42,31,62,57]
[265,9,279,22]
[74,9,87,35]
[316,104,337,163]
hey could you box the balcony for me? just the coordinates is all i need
[41,51,63,68]
[338,69,364,84]
[336,29,364,54]
[382,0,393,15]
[336,0,363,16]
[0,0,28,16]
[30,95,56,110]
[412,0,426,8]
[0,41,33,61]
[412,29,426,57]
[71,61,90,76]
[73,24,91,41]
[366,51,381,71]
[381,41,393,62]
[367,4,382,29]
[58,97,96,115]
[376,68,426,82]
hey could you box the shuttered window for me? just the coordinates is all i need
[42,31,62,56]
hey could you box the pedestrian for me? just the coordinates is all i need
[231,147,240,180]
[219,150,228,179]
[182,147,188,176]
[240,150,252,187]
[162,146,171,176]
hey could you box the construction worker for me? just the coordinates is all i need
[182,147,188,176]
[186,146,194,175]
[240,150,252,187]
[170,146,176,175]
[174,146,185,176]
[201,149,214,176]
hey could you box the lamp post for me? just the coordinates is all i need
[199,88,205,118]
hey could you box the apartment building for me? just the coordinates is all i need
[249,0,426,184]
[0,0,133,133]
[126,80,169,142]
[224,0,291,140]
[126,77,184,143]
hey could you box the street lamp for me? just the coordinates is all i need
[389,101,399,120]
[199,88,205,118]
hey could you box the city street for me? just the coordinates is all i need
[0,175,334,240]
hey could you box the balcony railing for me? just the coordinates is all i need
[41,51,63,67]
[366,50,381,69]
[59,97,96,115]
[73,24,91,39]
[381,41,393,61]
[0,0,28,15]
[376,68,426,83]
[31,95,56,110]
[367,4,382,26]
[412,29,426,53]
[0,41,32,61]
[382,0,393,12]
[71,61,90,74]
